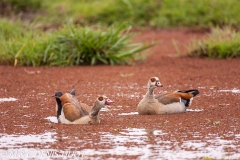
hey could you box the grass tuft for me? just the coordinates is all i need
[42,23,154,66]
[0,21,153,66]
[188,27,240,58]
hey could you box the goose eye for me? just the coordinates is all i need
[150,78,156,82]
[98,96,103,101]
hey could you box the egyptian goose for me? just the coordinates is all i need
[137,77,199,115]
[54,89,86,124]
[73,96,114,124]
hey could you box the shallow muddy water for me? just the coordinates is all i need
[0,30,239,159]
[0,127,239,159]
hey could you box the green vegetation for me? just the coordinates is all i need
[76,0,161,27]
[2,0,240,29]
[41,23,152,66]
[2,0,42,12]
[1,0,240,66]
[155,0,240,28]
[0,21,152,66]
[188,27,240,58]
[38,0,240,29]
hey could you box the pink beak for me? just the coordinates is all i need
[105,99,114,105]
[156,81,163,87]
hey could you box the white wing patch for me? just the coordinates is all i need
[189,97,193,106]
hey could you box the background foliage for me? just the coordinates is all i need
[0,0,240,66]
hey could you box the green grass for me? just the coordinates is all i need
[1,0,240,66]
[3,0,42,12]
[2,0,240,29]
[42,23,153,66]
[188,27,240,58]
[78,0,161,27]
[0,18,34,65]
[0,20,153,66]
[154,0,240,29]
[36,0,240,29]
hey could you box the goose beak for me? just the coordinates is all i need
[156,81,163,87]
[53,92,63,98]
[105,99,114,105]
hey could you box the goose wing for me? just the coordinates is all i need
[155,91,196,107]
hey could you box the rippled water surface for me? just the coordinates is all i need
[1,127,239,159]
[0,132,57,148]
[81,128,240,159]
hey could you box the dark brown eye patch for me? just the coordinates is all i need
[98,96,103,101]
[150,78,156,82]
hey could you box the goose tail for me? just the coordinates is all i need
[177,89,199,97]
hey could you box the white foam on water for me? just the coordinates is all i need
[44,116,58,123]
[186,109,204,112]
[106,105,123,111]
[115,93,141,98]
[119,128,147,136]
[0,97,17,102]
[14,125,28,128]
[198,86,206,89]
[118,112,139,115]
[100,105,112,112]
[219,88,240,93]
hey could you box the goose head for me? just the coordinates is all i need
[91,96,114,117]
[54,91,63,120]
[55,92,63,108]
[146,77,163,95]
[147,77,163,89]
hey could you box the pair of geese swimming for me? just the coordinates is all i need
[54,77,199,124]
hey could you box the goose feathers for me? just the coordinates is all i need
[155,90,199,107]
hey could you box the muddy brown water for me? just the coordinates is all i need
[0,29,239,159]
